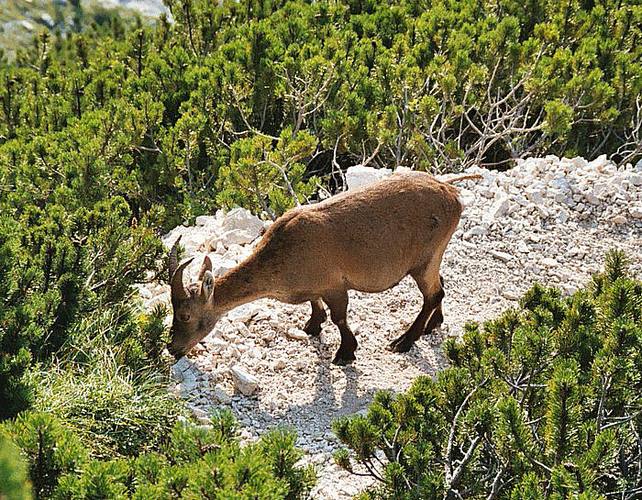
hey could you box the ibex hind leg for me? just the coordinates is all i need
[423,275,445,335]
[389,268,444,353]
[304,299,327,336]
[323,291,358,365]
[422,303,444,336]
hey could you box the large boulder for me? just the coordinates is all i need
[345,165,392,190]
[221,208,264,237]
[202,208,265,251]
[196,208,265,252]
[162,226,212,255]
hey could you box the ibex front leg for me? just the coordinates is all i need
[304,299,327,337]
[323,292,357,365]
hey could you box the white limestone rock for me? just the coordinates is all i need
[501,288,520,301]
[212,385,233,404]
[171,357,192,382]
[541,257,559,268]
[463,225,488,240]
[629,206,642,219]
[630,174,642,186]
[286,328,309,341]
[230,366,259,395]
[273,359,287,370]
[345,165,392,190]
[485,195,511,221]
[458,188,476,208]
[195,215,220,228]
[228,304,260,323]
[525,188,545,205]
[221,208,265,238]
[490,250,513,262]
[216,261,238,277]
[163,225,211,255]
[587,154,610,172]
[218,229,259,248]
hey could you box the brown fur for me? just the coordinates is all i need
[168,171,463,364]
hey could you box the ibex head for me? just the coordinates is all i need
[167,237,220,358]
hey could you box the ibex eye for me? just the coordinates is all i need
[178,313,191,322]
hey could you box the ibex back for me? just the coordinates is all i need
[168,171,468,364]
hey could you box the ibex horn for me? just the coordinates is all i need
[171,258,193,302]
[168,235,182,282]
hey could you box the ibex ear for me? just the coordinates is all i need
[200,270,215,299]
[198,255,213,281]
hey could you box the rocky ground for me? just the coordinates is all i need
[0,0,166,57]
[140,154,642,499]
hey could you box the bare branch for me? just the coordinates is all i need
[444,378,488,491]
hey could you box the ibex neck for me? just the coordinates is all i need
[212,256,270,314]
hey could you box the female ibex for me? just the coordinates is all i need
[168,171,475,364]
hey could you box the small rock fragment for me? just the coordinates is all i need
[629,174,642,186]
[286,328,309,341]
[230,366,259,396]
[490,250,513,262]
[485,195,511,221]
[629,206,642,219]
[212,385,233,404]
[463,225,488,239]
[501,289,520,301]
[541,257,558,268]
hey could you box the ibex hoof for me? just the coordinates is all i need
[388,335,414,353]
[332,350,356,365]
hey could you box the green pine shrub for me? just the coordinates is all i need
[3,412,88,499]
[0,200,165,421]
[0,435,31,500]
[2,410,315,499]
[0,218,35,419]
[216,128,320,218]
[2,1,641,228]
[333,250,642,499]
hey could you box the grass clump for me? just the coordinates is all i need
[32,356,184,459]
[1,299,316,498]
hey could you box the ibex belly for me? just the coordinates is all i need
[339,245,427,293]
